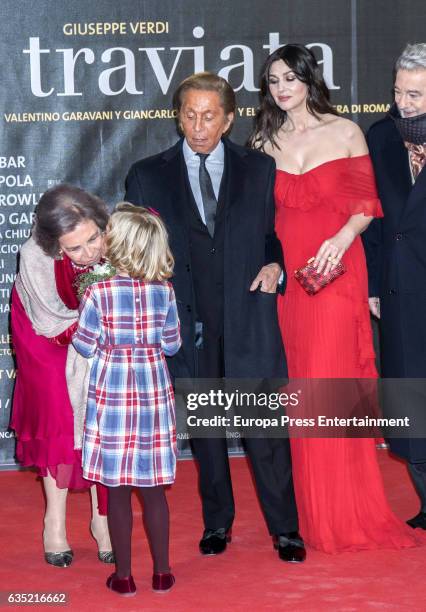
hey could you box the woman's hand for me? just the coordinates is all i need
[315,212,374,275]
[314,226,356,275]
[368,297,380,319]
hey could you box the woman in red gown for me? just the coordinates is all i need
[11,185,113,566]
[249,44,418,552]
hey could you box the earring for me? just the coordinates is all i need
[57,249,64,260]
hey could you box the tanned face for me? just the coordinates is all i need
[179,89,234,154]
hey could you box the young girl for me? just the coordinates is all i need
[73,203,181,596]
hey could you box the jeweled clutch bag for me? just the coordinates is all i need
[294,257,346,295]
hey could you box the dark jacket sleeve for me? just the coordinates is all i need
[361,218,382,296]
[124,164,144,206]
[263,157,286,294]
[361,128,383,297]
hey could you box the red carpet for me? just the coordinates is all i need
[0,451,425,611]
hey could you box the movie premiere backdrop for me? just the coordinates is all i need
[0,0,424,467]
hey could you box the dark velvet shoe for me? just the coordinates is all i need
[106,573,136,597]
[273,532,306,563]
[44,550,73,568]
[152,572,175,593]
[406,511,426,530]
[98,550,115,564]
[199,528,231,555]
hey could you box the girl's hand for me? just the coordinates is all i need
[314,226,356,275]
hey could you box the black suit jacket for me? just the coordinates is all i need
[363,116,426,298]
[124,137,287,380]
[362,116,426,462]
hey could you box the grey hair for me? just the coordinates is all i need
[395,43,426,71]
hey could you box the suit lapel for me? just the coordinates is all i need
[216,153,228,217]
[404,163,426,217]
[402,151,426,222]
[164,139,249,236]
[222,139,248,217]
[382,125,426,223]
[381,137,413,225]
[159,142,192,239]
[384,139,412,199]
[182,162,205,226]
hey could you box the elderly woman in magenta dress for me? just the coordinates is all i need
[11,184,114,566]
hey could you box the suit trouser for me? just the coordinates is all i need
[408,462,426,513]
[190,334,299,535]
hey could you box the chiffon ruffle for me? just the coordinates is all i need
[274,155,383,216]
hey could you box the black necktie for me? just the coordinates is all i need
[197,153,217,237]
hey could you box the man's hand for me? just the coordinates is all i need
[368,297,380,319]
[250,263,281,293]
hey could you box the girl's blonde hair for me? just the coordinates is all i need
[106,203,174,280]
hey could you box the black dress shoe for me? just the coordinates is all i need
[199,528,231,555]
[406,511,426,530]
[44,550,74,567]
[273,532,306,563]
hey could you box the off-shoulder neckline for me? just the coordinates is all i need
[276,154,370,177]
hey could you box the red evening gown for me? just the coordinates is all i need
[275,155,418,553]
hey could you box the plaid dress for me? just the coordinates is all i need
[72,276,181,487]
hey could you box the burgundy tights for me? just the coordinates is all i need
[107,485,170,578]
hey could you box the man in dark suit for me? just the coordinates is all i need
[363,43,426,530]
[125,72,305,562]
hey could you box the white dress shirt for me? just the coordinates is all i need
[182,138,224,223]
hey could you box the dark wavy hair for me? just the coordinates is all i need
[33,184,109,258]
[248,44,339,150]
